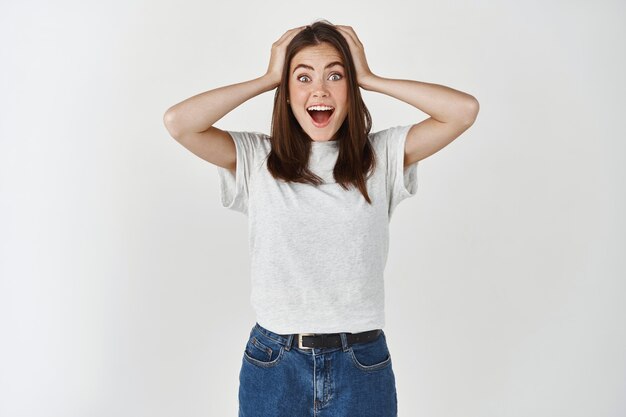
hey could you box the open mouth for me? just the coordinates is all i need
[307,108,335,127]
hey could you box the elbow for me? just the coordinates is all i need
[461,96,479,126]
[163,109,181,138]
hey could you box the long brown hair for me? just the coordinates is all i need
[267,19,376,204]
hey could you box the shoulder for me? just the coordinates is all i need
[226,130,272,155]
[227,130,271,143]
[368,125,412,141]
[367,125,413,152]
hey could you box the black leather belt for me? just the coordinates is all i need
[288,329,382,350]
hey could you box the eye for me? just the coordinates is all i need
[296,73,343,83]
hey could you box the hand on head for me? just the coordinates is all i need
[335,25,375,89]
[265,26,307,89]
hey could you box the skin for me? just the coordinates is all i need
[163,25,479,172]
[288,42,349,142]
[334,25,479,167]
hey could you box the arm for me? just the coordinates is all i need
[361,76,479,125]
[162,76,276,170]
[362,76,479,166]
[163,26,305,169]
[336,25,479,166]
[163,75,276,137]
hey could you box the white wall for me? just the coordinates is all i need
[1,0,624,416]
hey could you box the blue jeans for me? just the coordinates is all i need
[238,322,398,417]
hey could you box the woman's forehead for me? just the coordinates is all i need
[291,43,343,68]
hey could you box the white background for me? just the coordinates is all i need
[1,1,624,416]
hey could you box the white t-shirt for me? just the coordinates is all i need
[217,125,418,334]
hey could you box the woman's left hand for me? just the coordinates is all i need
[336,25,376,89]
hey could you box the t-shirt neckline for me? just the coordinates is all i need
[311,140,339,146]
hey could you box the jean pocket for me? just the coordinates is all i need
[348,331,392,371]
[243,331,285,368]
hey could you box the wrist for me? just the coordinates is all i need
[260,73,280,91]
[360,74,380,91]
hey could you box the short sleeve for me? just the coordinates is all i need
[384,124,419,218]
[216,130,269,215]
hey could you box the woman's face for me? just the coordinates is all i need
[288,42,348,142]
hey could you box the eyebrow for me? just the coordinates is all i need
[292,61,344,74]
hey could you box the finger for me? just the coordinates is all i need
[337,26,358,48]
[337,25,362,47]
[278,28,303,46]
[275,26,305,44]
[336,25,356,41]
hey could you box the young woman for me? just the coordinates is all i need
[164,20,478,417]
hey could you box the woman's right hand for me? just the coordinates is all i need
[264,26,306,89]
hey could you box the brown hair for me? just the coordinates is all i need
[267,19,376,204]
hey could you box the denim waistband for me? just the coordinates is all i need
[253,323,290,344]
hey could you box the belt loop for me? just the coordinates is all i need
[339,332,349,351]
[284,334,293,351]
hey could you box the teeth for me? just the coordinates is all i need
[307,105,334,111]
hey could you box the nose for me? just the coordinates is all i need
[312,89,329,99]
[311,78,330,98]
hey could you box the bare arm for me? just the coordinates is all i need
[162,76,276,170]
[163,26,305,170]
[163,75,276,137]
[362,75,479,166]
[336,25,479,166]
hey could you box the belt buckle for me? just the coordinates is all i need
[298,333,315,350]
